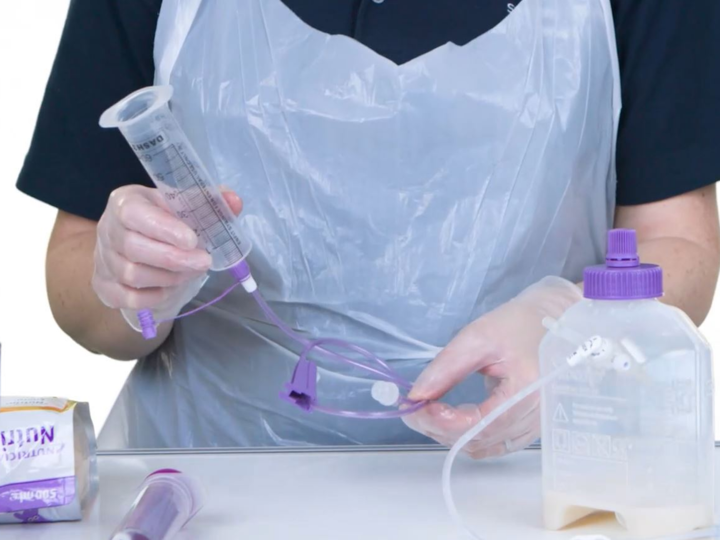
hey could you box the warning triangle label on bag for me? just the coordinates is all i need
[553,403,569,423]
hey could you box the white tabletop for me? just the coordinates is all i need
[5,447,719,540]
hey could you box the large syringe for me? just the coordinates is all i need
[100,86,254,338]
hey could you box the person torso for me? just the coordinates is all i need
[98,0,620,450]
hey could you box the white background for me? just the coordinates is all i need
[1,1,720,435]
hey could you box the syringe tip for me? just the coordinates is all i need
[229,260,257,292]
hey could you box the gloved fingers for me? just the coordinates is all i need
[111,229,211,273]
[454,377,537,430]
[513,276,584,318]
[464,400,539,451]
[402,398,528,445]
[424,421,538,457]
[92,277,180,310]
[403,394,538,451]
[469,388,540,448]
[172,273,209,306]
[402,402,484,443]
[121,283,190,311]
[99,249,206,289]
[408,321,498,402]
[151,185,243,217]
[219,187,243,216]
[111,189,200,250]
[465,428,538,460]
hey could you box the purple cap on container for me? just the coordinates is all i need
[583,229,663,300]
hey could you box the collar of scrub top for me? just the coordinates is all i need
[156,260,428,419]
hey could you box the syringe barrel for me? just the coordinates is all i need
[100,85,252,272]
[110,470,205,540]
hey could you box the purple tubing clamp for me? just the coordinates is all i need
[135,259,427,419]
[280,358,318,411]
[583,229,663,300]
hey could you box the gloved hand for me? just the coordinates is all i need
[403,276,582,459]
[92,184,243,321]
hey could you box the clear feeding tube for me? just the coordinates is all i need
[99,85,427,420]
[154,275,427,419]
[251,292,409,386]
[441,364,572,540]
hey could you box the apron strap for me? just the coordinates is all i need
[154,0,204,85]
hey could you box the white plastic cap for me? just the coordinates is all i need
[612,353,632,372]
[241,275,258,293]
[371,381,400,407]
[590,338,615,364]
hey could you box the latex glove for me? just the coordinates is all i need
[92,185,243,322]
[403,276,582,459]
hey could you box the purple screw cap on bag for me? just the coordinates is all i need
[583,229,663,300]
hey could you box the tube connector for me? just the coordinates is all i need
[280,359,317,412]
[137,309,158,340]
[566,336,603,366]
[371,381,400,407]
[229,260,257,293]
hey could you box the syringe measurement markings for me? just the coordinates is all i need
[171,143,245,258]
[194,205,215,221]
[173,170,194,189]
[159,146,185,172]
[152,145,209,238]
[219,242,242,261]
[150,142,244,260]
[219,241,238,256]
[139,142,216,242]
[177,191,242,254]
[144,143,193,190]
[203,221,224,237]
[199,211,222,226]
[174,186,223,232]
[186,190,206,206]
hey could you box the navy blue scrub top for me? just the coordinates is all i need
[16,0,720,217]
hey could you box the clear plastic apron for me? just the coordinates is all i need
[99,0,621,449]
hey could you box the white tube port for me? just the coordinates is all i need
[371,381,400,407]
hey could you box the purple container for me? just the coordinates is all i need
[110,469,205,540]
[583,229,663,300]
